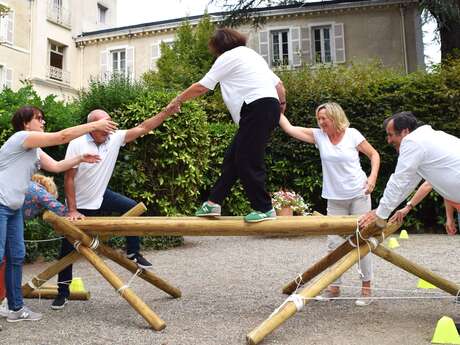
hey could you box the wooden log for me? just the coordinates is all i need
[24,287,90,300]
[247,222,401,345]
[282,223,382,295]
[44,212,166,331]
[373,244,460,296]
[22,203,148,296]
[72,215,359,237]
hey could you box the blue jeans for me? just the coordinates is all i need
[57,189,140,297]
[0,204,25,311]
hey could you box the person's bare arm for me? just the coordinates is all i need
[279,114,315,144]
[357,140,380,194]
[64,168,85,220]
[39,151,100,173]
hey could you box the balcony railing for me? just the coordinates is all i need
[48,66,70,84]
[47,1,71,29]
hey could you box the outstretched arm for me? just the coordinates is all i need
[279,114,315,144]
[165,83,210,113]
[357,140,380,194]
[39,151,100,173]
[389,181,432,223]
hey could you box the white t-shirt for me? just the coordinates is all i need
[313,128,367,200]
[65,130,127,209]
[376,125,460,219]
[199,46,280,124]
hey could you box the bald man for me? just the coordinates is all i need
[53,107,177,310]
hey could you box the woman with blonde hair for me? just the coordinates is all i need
[279,102,380,306]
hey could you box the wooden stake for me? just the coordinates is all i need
[373,244,460,296]
[24,287,90,300]
[247,222,401,345]
[72,215,359,237]
[44,212,166,331]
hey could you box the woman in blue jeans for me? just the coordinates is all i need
[0,106,116,322]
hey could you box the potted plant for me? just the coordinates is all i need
[271,190,310,216]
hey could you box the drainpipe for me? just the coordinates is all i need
[79,44,84,89]
[400,5,409,74]
[28,0,34,79]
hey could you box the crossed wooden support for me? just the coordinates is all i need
[30,207,460,344]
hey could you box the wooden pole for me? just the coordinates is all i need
[22,203,148,296]
[72,215,359,237]
[24,287,90,300]
[44,212,166,331]
[247,222,401,345]
[282,223,382,295]
[373,244,460,296]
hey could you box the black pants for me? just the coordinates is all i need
[209,97,280,212]
[57,188,140,298]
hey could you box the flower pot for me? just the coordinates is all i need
[276,207,293,216]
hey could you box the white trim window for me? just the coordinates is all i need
[111,49,126,76]
[0,64,13,89]
[48,42,69,83]
[97,3,108,24]
[151,39,174,69]
[100,46,134,81]
[270,30,289,67]
[312,26,332,64]
[0,9,14,44]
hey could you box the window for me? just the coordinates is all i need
[98,3,108,24]
[111,49,126,76]
[151,39,174,69]
[0,10,14,44]
[312,26,332,64]
[47,0,71,28]
[48,42,69,83]
[271,30,289,67]
[0,65,13,89]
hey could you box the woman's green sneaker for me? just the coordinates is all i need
[244,209,276,223]
[195,201,221,216]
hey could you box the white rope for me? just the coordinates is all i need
[269,293,305,318]
[116,268,143,297]
[89,236,100,250]
[24,236,64,243]
[73,240,82,252]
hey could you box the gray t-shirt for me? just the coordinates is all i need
[0,131,40,210]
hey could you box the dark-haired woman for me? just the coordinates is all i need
[0,106,116,322]
[166,28,286,222]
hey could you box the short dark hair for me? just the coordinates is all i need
[383,111,419,134]
[11,106,45,132]
[208,28,247,56]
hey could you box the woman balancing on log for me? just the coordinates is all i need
[165,27,286,223]
[0,106,116,323]
[279,102,380,306]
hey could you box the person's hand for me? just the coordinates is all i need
[389,206,410,223]
[164,101,181,116]
[364,176,376,195]
[80,154,101,164]
[445,218,458,236]
[67,210,85,221]
[358,209,387,230]
[94,119,118,133]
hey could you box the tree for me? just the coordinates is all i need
[0,4,10,17]
[211,0,460,60]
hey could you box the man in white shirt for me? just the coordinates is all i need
[52,106,177,310]
[359,111,460,229]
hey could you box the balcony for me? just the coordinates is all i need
[47,1,71,29]
[48,66,70,84]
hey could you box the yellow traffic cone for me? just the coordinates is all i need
[431,316,460,344]
[387,237,400,249]
[417,278,437,289]
[69,277,86,293]
[399,229,409,239]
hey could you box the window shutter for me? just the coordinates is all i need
[334,23,345,63]
[126,46,134,81]
[151,42,160,69]
[100,50,108,81]
[300,26,312,65]
[6,12,13,44]
[290,27,301,67]
[258,30,269,64]
[5,68,12,88]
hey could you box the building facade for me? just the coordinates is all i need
[0,0,116,99]
[1,0,424,100]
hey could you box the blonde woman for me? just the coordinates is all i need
[279,102,380,306]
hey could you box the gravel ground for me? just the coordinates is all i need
[1,234,459,345]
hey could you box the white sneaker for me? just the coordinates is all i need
[355,296,373,307]
[0,299,9,318]
[6,306,42,322]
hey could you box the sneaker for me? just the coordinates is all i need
[6,306,42,322]
[244,208,276,223]
[51,295,68,310]
[355,297,373,307]
[0,299,9,318]
[128,253,153,269]
[195,202,221,217]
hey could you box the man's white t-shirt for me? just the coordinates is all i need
[199,46,280,124]
[65,130,127,209]
[313,127,367,200]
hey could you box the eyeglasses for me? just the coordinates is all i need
[34,115,45,123]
